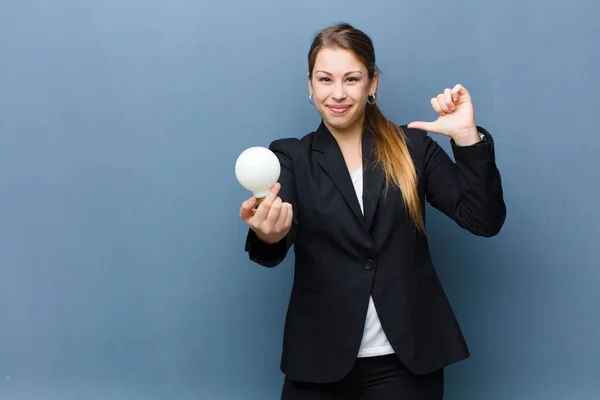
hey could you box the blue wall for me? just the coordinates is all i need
[1,1,598,399]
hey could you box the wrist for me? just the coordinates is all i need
[255,230,284,245]
[452,127,481,146]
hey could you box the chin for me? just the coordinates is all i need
[323,115,358,132]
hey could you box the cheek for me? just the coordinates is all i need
[312,87,329,103]
[351,86,369,102]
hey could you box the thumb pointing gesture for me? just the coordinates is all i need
[407,84,476,140]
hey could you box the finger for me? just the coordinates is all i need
[243,196,257,210]
[451,87,458,102]
[239,197,257,221]
[284,203,293,229]
[254,182,280,221]
[444,88,455,111]
[265,196,283,227]
[452,83,470,100]
[452,83,465,93]
[407,121,436,132]
[437,94,451,113]
[430,97,446,116]
[275,201,289,231]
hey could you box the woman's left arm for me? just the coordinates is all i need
[408,84,507,237]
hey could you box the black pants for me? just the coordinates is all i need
[281,354,444,400]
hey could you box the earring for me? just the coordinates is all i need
[367,94,376,105]
[308,93,315,105]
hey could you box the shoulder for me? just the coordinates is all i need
[268,130,316,159]
[398,124,428,142]
[392,124,445,170]
[397,124,433,153]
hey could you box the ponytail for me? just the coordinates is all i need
[366,104,425,233]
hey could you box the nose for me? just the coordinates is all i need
[331,82,346,101]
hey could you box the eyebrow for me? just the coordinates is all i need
[315,70,363,75]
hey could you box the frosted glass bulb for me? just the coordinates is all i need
[235,146,281,204]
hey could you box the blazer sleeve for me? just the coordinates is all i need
[244,138,299,267]
[421,126,506,237]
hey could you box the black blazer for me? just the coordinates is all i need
[245,121,506,383]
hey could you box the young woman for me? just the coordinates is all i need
[240,23,506,399]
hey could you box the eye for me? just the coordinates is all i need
[318,77,331,82]
[346,76,359,82]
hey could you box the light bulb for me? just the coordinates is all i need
[235,146,281,204]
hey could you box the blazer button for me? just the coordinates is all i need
[364,259,375,270]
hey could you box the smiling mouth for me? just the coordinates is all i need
[327,105,351,114]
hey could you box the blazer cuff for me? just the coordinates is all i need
[245,228,288,267]
[450,126,495,162]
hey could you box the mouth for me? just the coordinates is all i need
[326,105,352,115]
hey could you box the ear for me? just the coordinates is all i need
[307,72,313,96]
[369,71,379,96]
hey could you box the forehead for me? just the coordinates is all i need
[314,47,366,74]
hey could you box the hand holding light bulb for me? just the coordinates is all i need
[236,146,294,245]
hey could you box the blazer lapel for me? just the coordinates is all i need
[362,127,385,231]
[312,122,365,229]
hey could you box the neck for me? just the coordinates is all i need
[325,118,364,148]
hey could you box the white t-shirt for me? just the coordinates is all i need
[351,165,395,358]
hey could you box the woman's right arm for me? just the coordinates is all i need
[241,139,299,267]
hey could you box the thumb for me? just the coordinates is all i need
[407,121,436,132]
[239,197,257,221]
